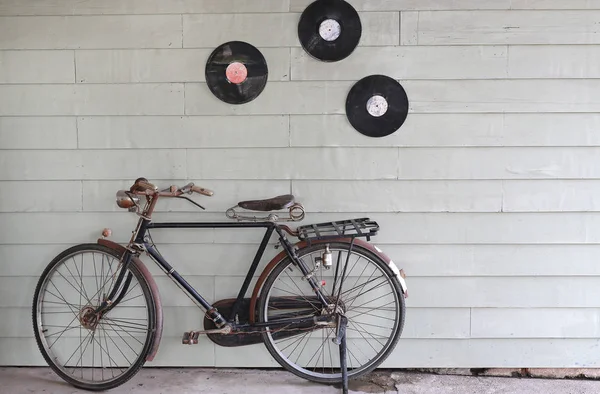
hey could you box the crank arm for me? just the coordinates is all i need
[182,325,232,344]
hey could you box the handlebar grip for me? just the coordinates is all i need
[192,185,214,197]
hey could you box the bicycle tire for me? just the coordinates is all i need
[32,243,156,391]
[257,242,406,384]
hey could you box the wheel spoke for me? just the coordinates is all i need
[71,255,91,304]
[294,329,314,365]
[334,254,362,301]
[344,281,392,312]
[279,331,311,352]
[102,317,148,327]
[340,261,374,301]
[58,262,90,305]
[63,330,92,367]
[341,272,385,300]
[283,271,320,313]
[102,324,134,366]
[346,308,396,322]
[306,329,333,370]
[347,291,394,312]
[348,320,383,352]
[101,318,146,344]
[46,281,80,320]
[93,328,121,375]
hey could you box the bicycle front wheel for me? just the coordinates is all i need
[257,242,405,384]
[32,243,156,391]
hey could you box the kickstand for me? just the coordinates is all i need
[334,314,349,394]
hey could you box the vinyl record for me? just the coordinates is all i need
[298,0,362,62]
[205,41,268,104]
[345,75,409,138]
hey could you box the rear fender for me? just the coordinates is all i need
[97,239,163,362]
[248,238,408,323]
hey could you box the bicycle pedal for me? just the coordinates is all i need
[182,331,200,345]
[182,325,232,344]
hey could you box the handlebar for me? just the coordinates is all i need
[129,178,214,198]
[191,185,214,197]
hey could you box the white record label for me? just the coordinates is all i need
[366,95,388,117]
[319,19,341,41]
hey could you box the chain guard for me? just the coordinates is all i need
[203,298,262,347]
[203,297,331,347]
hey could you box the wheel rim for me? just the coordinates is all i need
[35,250,151,385]
[262,246,401,379]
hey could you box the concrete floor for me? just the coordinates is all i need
[1,367,599,394]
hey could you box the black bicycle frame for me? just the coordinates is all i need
[115,218,331,328]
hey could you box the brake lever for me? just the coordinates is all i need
[180,182,195,194]
[176,196,205,210]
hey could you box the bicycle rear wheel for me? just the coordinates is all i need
[257,242,405,384]
[32,243,156,391]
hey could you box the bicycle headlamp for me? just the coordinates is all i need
[116,190,140,210]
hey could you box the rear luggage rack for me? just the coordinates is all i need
[296,218,379,242]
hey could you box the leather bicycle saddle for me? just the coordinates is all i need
[237,194,295,212]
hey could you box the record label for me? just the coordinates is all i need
[298,0,361,62]
[205,41,268,105]
[225,62,247,84]
[366,95,388,117]
[319,19,341,41]
[346,75,409,138]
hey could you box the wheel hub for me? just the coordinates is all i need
[79,306,100,330]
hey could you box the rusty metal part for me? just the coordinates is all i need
[182,331,200,345]
[97,238,164,362]
[79,306,100,330]
[192,185,214,196]
[183,324,233,344]
[125,179,215,219]
[278,225,298,237]
[226,202,305,223]
[249,248,291,324]
[248,237,406,324]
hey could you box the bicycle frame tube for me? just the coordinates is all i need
[144,245,213,310]
[105,218,331,326]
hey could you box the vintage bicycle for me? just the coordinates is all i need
[32,178,408,391]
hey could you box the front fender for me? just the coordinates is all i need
[97,239,163,362]
[248,238,407,323]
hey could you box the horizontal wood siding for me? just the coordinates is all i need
[0,0,597,369]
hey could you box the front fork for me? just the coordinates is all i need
[93,250,135,316]
[94,217,148,316]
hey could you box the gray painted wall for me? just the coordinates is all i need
[1,0,600,367]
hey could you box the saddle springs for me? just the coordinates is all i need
[226,202,305,222]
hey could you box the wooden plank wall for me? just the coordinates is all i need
[1,0,599,367]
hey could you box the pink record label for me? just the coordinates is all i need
[226,62,248,84]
